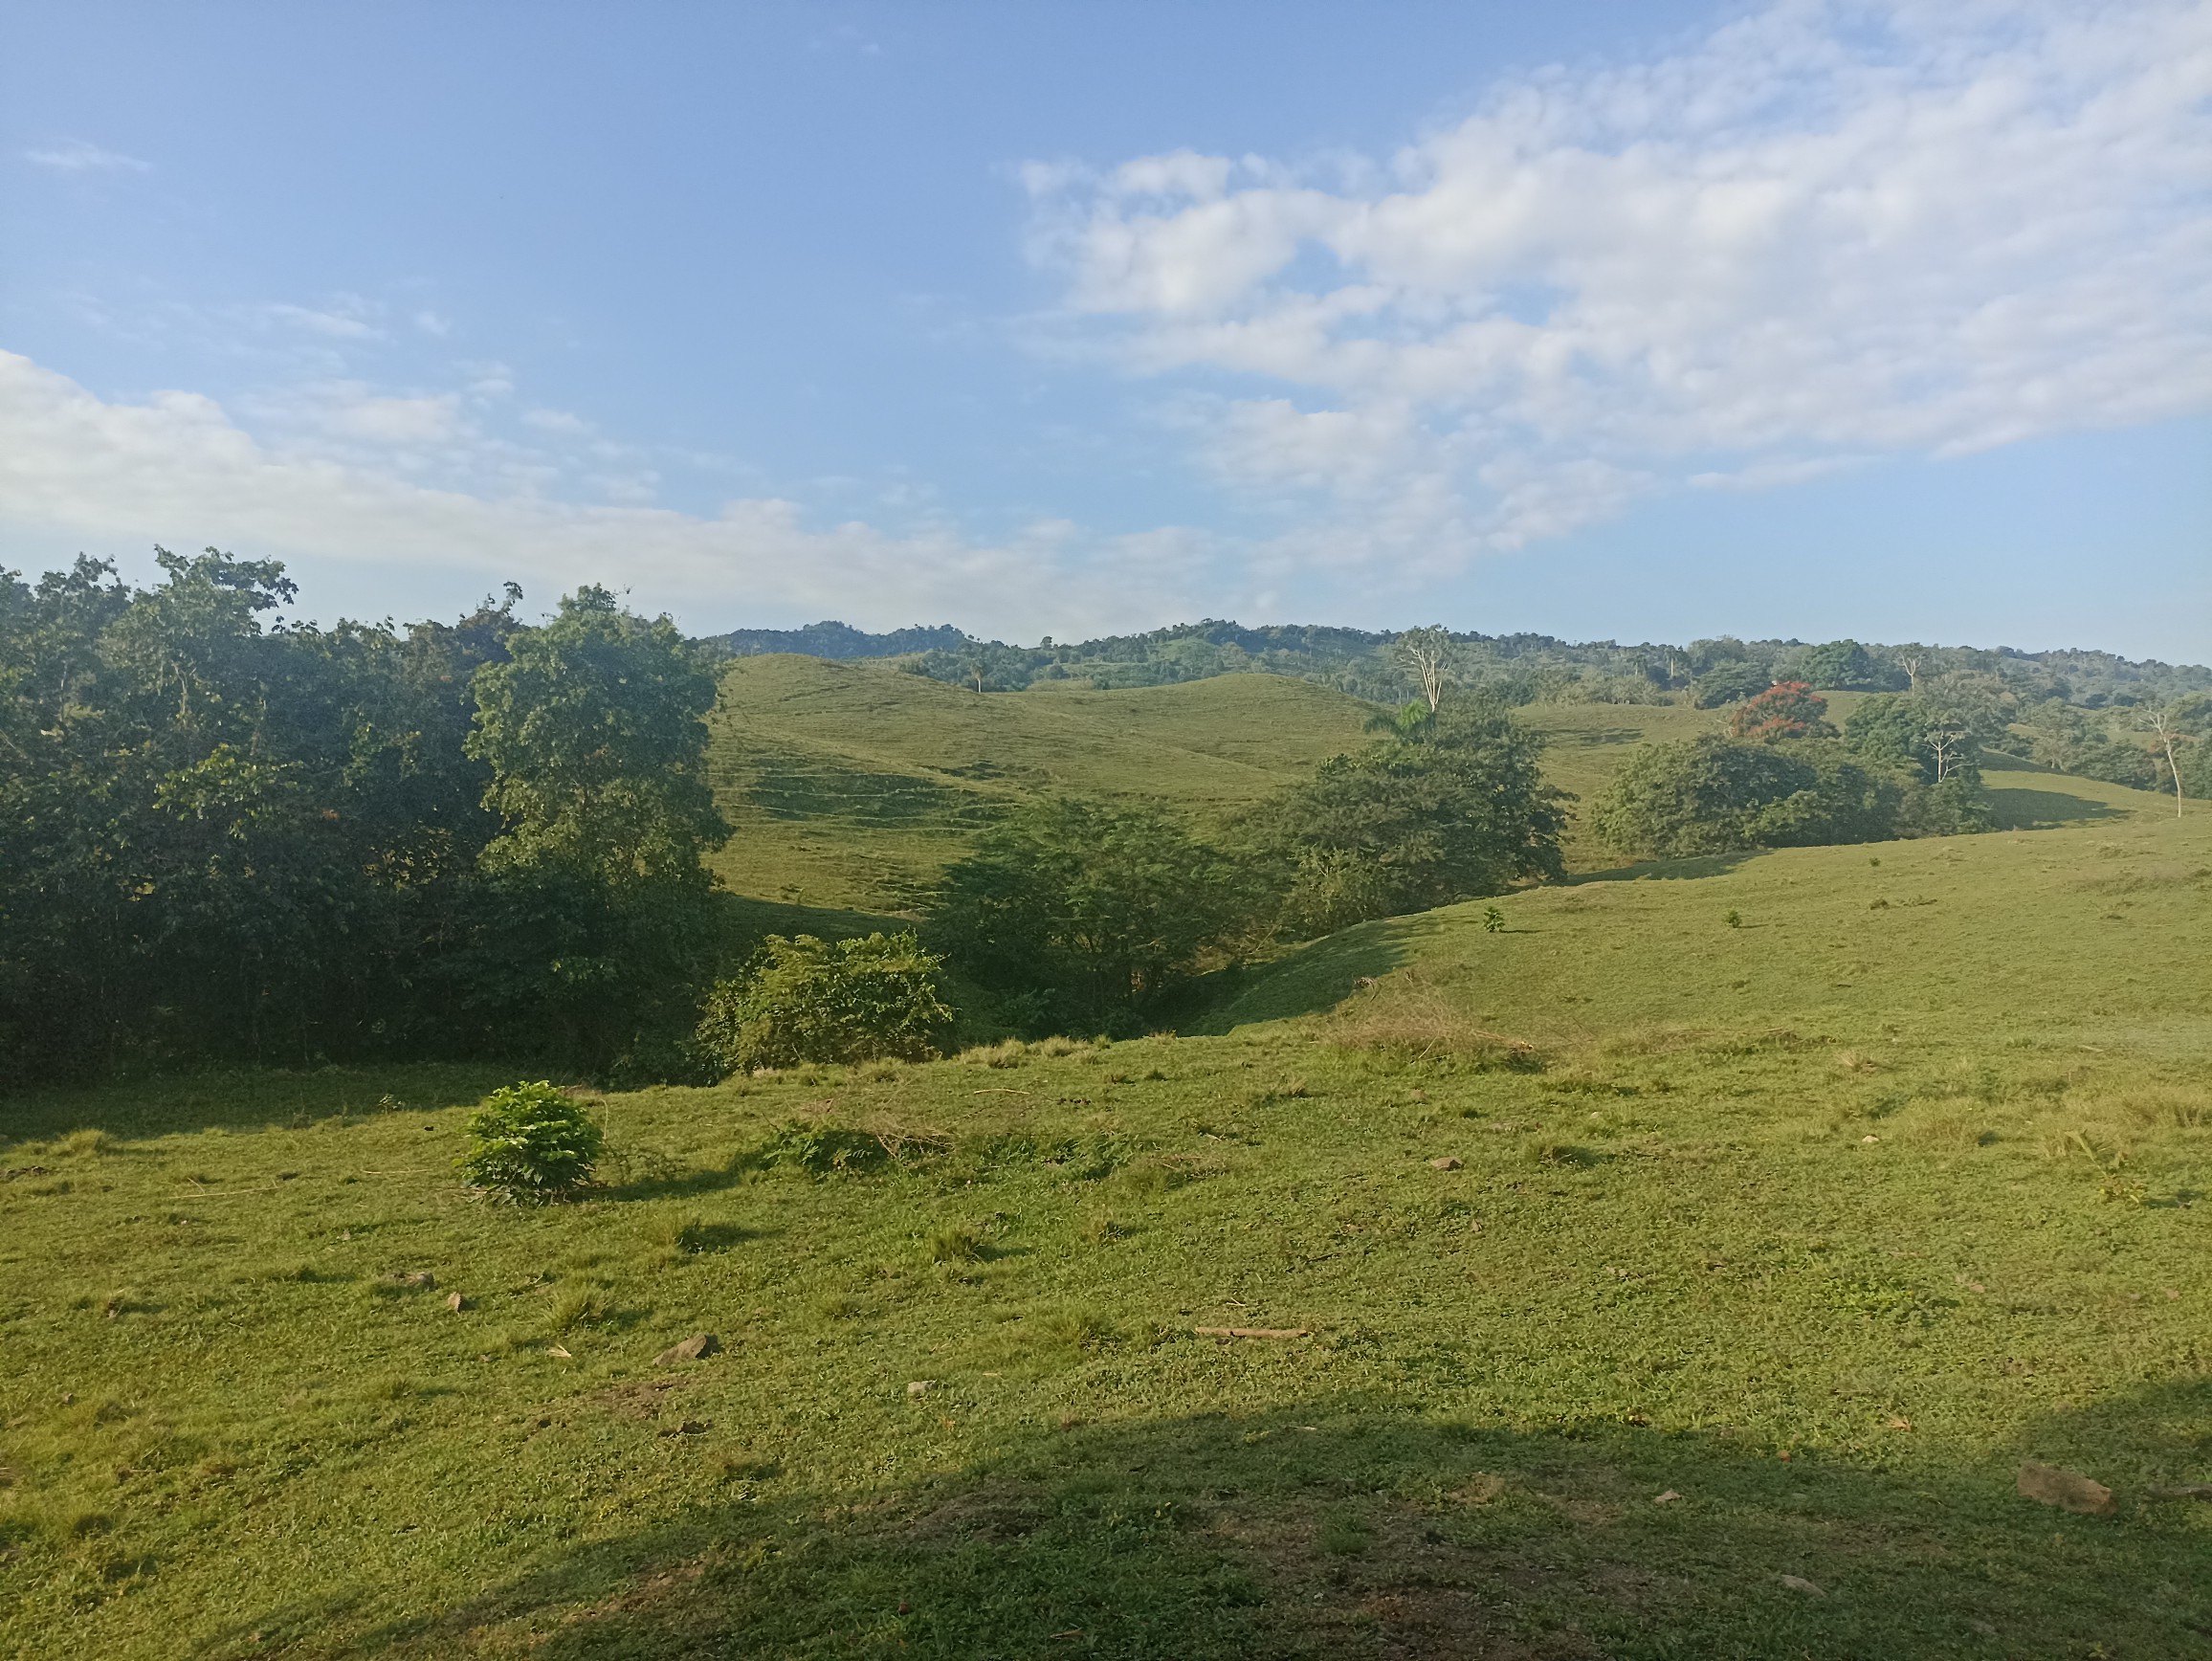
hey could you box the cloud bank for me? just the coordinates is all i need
[1026,0,2212,554]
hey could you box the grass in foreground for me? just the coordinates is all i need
[3,810,2208,1658]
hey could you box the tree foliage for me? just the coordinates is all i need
[1592,735,1901,857]
[1593,721,1995,857]
[1798,639,1906,691]
[928,797,1243,1033]
[696,931,954,1074]
[1728,681,1836,742]
[1245,696,1566,936]
[469,587,726,884]
[1689,661,1773,707]
[0,552,729,1082]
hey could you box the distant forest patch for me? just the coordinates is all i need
[698,617,2212,714]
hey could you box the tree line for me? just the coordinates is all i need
[0,550,727,1083]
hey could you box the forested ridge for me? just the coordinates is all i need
[705,614,2212,714]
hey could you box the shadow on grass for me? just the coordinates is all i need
[0,1062,517,1145]
[1184,919,1426,1034]
[210,1379,2212,1661]
[1564,851,1762,885]
[600,1157,756,1204]
[1986,786,2127,830]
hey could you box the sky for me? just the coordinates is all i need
[2,0,2208,660]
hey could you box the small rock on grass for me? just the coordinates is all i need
[654,1333,719,1366]
[907,1380,936,1397]
[2018,1462,2114,1516]
[1427,1156,1462,1171]
[1779,1575,1824,1597]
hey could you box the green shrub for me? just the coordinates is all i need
[756,1121,896,1176]
[1592,734,1908,857]
[456,1081,606,1202]
[697,931,953,1075]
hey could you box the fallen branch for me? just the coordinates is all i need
[1194,1325,1310,1340]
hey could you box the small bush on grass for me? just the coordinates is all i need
[457,1081,605,1203]
[696,931,954,1075]
[927,1224,986,1264]
[757,1121,893,1177]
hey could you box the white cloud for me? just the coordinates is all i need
[24,139,149,173]
[0,351,1212,638]
[1025,0,2212,559]
[522,406,594,436]
[258,301,381,341]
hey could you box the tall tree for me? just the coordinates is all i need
[462,587,732,1072]
[468,587,727,885]
[1249,695,1565,936]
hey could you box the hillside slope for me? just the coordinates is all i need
[5,798,2207,1658]
[703,661,2171,913]
[704,657,1375,910]
[1206,789,2212,1052]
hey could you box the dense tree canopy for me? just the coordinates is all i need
[470,587,726,885]
[1246,695,1566,936]
[0,552,728,1081]
[928,796,1244,1033]
[1591,735,1903,858]
[1728,681,1837,742]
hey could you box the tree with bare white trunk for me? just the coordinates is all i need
[2141,707,2189,816]
[1392,625,1457,713]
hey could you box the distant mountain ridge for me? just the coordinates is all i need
[699,617,2210,709]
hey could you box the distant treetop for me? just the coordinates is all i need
[700,620,971,659]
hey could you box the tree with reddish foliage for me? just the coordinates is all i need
[1729,680,1836,742]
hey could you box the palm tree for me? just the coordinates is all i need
[1364,700,1436,742]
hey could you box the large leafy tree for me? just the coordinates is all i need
[468,587,727,884]
[1248,695,1566,936]
[1592,734,1900,857]
[1729,681,1836,742]
[0,554,741,1082]
[929,796,1242,1032]
[462,587,731,1072]
[1845,693,1987,786]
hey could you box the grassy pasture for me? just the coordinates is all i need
[698,664,2172,920]
[702,658,1376,912]
[4,805,2208,1658]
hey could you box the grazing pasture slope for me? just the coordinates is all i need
[3,794,2207,1657]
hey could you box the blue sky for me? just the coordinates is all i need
[3,1,2207,659]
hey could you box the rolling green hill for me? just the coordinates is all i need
[702,660,2172,914]
[4,802,2206,1658]
[703,657,1377,912]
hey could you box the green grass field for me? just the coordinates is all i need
[5,769,2206,1657]
[703,657,1378,913]
[698,664,2165,919]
